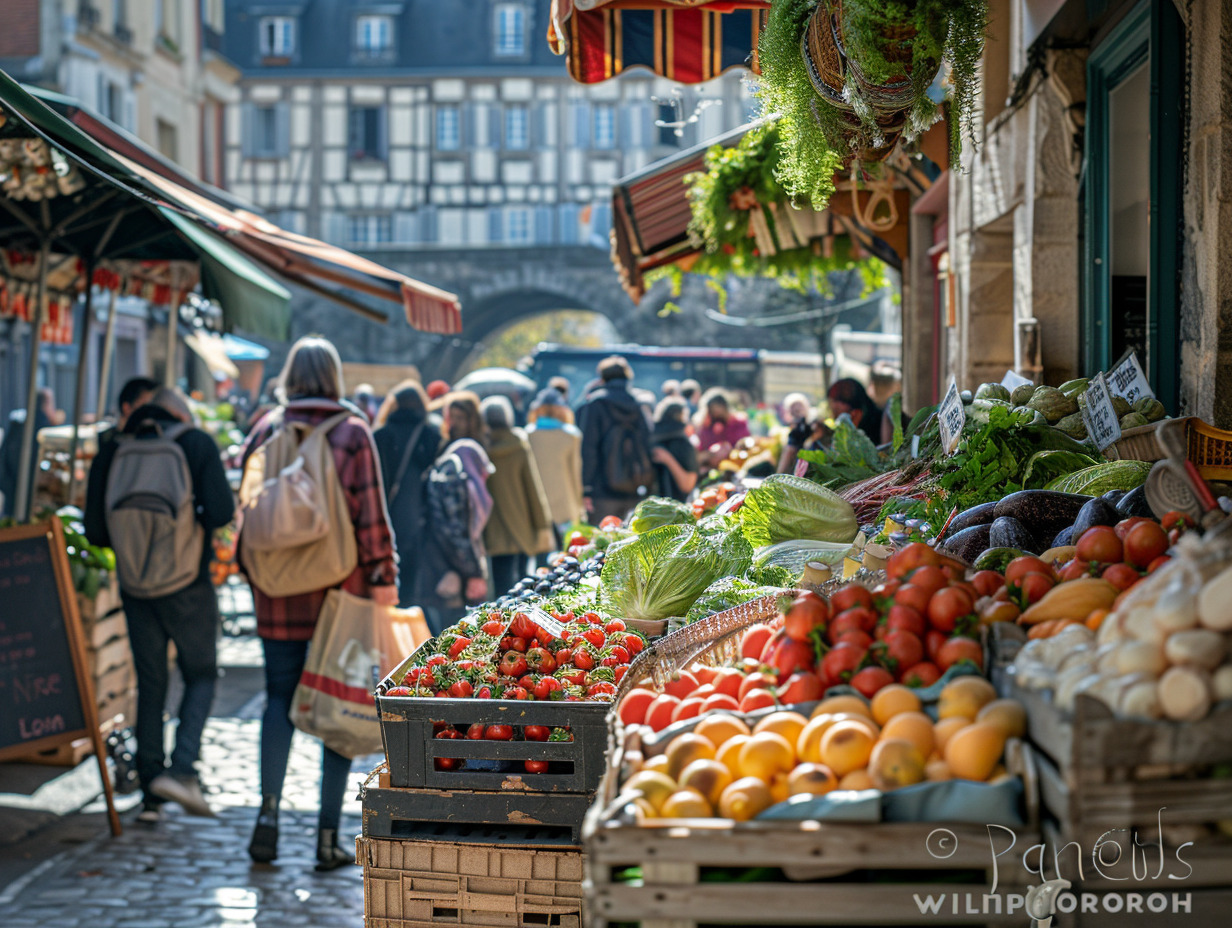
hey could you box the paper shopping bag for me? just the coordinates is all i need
[290,590,430,758]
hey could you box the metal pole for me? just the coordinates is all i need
[96,287,119,420]
[13,239,50,522]
[164,296,179,387]
[66,263,94,509]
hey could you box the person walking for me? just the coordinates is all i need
[372,381,441,609]
[238,337,397,871]
[481,396,553,595]
[650,397,699,502]
[84,386,234,823]
[694,388,751,471]
[0,387,58,518]
[525,388,584,559]
[418,391,493,633]
[576,356,655,524]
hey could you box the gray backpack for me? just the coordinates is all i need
[105,422,204,599]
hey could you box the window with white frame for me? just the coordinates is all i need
[494,3,525,56]
[355,14,392,54]
[593,104,615,149]
[505,105,529,150]
[348,215,392,246]
[259,16,295,56]
[505,208,531,244]
[348,106,387,161]
[436,105,461,150]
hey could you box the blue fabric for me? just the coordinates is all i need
[532,417,564,430]
[757,778,1025,826]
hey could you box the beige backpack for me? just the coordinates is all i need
[238,409,358,597]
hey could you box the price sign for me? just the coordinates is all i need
[526,606,567,640]
[1001,369,1033,391]
[938,377,966,455]
[1109,351,1154,406]
[1082,373,1123,451]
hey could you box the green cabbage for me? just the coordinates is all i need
[629,496,695,534]
[739,474,859,548]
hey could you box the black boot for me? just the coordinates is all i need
[314,827,353,872]
[248,795,279,863]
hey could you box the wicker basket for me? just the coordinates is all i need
[801,0,849,108]
[1188,418,1232,480]
[1101,417,1188,464]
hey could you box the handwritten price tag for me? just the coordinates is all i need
[938,377,966,455]
[1109,351,1154,406]
[1082,372,1123,451]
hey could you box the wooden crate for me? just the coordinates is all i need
[359,835,583,928]
[81,610,128,652]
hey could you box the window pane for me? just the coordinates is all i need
[496,4,525,56]
[505,106,528,149]
[437,106,460,150]
[594,105,615,149]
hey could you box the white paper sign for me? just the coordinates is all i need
[1082,372,1123,451]
[1108,351,1154,406]
[1001,369,1033,391]
[525,606,567,640]
[938,377,966,455]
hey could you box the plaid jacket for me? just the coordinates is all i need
[241,399,397,641]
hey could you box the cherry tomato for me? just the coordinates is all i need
[908,565,949,596]
[1113,516,1152,540]
[502,686,531,700]
[498,652,528,678]
[1075,526,1123,565]
[828,610,872,644]
[525,647,557,674]
[509,612,538,640]
[572,649,596,671]
[820,641,865,684]
[481,620,505,636]
[1160,511,1191,533]
[672,697,704,723]
[887,542,941,579]
[834,629,874,650]
[925,629,948,662]
[465,723,486,740]
[927,586,974,633]
[738,671,776,702]
[1147,555,1171,574]
[882,630,924,671]
[1124,521,1168,570]
[1058,559,1091,582]
[448,680,473,698]
[604,619,627,634]
[485,724,514,740]
[534,677,564,701]
[783,593,829,642]
[765,636,816,678]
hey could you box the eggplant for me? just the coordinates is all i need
[1116,485,1154,519]
[989,516,1039,554]
[1071,497,1121,541]
[946,501,1000,537]
[1052,525,1074,547]
[994,490,1092,547]
[938,524,993,564]
[1101,489,1128,505]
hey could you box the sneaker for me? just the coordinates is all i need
[136,800,163,824]
[149,773,215,818]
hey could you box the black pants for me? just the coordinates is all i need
[490,554,527,598]
[122,576,219,800]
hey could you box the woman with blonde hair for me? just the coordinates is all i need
[239,335,396,871]
[526,388,584,558]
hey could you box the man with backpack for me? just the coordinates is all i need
[85,387,235,822]
[576,356,654,524]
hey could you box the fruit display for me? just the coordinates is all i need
[211,524,240,587]
[616,678,1026,823]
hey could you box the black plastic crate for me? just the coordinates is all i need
[360,785,590,846]
[377,650,609,793]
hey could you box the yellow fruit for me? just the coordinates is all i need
[787,763,838,796]
[812,695,873,719]
[924,759,953,781]
[716,735,751,780]
[819,720,876,777]
[623,770,679,811]
[632,797,658,820]
[644,754,671,775]
[660,789,714,819]
[678,759,734,807]
[976,699,1028,739]
[870,684,922,725]
[879,711,936,760]
[838,769,874,790]
[869,738,926,791]
[768,772,791,804]
[938,677,997,721]
[754,711,807,747]
[944,721,1007,781]
[718,777,775,821]
[933,717,971,754]
[694,713,751,748]
[738,731,796,782]
[796,715,836,763]
[665,733,717,780]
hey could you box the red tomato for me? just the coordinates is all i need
[1076,526,1124,565]
[465,723,486,739]
[509,612,538,640]
[820,642,865,684]
[1161,511,1192,533]
[1124,521,1169,570]
[524,725,550,741]
[524,760,549,774]
[901,661,942,688]
[1005,557,1054,586]
[577,627,607,649]
[836,606,877,634]
[644,695,681,732]
[485,724,514,740]
[925,629,948,661]
[672,697,704,723]
[700,693,740,714]
[693,683,716,701]
[830,584,874,614]
[741,625,774,661]
[739,688,777,713]
[894,584,932,615]
[885,604,926,637]
[663,669,699,699]
[828,611,871,644]
[834,629,874,650]
[481,620,505,636]
[936,636,984,672]
[783,592,830,642]
[766,636,816,679]
[434,757,461,771]
[971,571,1006,598]
[883,630,924,671]
[712,668,744,698]
[876,579,902,602]
[502,686,531,701]
[525,647,557,674]
[572,649,596,671]
[887,542,941,579]
[738,672,776,701]
[908,565,949,596]
[1019,571,1055,605]
[691,664,719,686]
[927,586,974,633]
[599,515,623,530]
[1058,559,1091,582]
[1101,562,1142,592]
[777,671,824,705]
[499,652,528,678]
[448,680,473,698]
[534,677,564,701]
[850,666,895,699]
[449,637,474,658]
[1147,555,1171,574]
[587,681,617,698]
[604,619,627,634]
[1114,516,1153,540]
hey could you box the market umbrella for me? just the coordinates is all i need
[454,368,540,409]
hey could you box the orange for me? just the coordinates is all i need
[665,733,716,780]
[716,734,751,780]
[869,738,926,791]
[787,763,838,797]
[623,770,679,811]
[737,731,796,782]
[659,789,713,819]
[753,711,807,747]
[811,695,873,720]
[768,772,791,804]
[694,713,751,748]
[837,769,874,790]
[718,776,775,821]
[933,717,971,754]
[937,677,997,721]
[678,759,734,807]
[643,754,671,775]
[870,684,922,725]
[944,721,1007,781]
[819,720,876,777]
[879,711,935,760]
[797,713,878,763]
[976,699,1028,739]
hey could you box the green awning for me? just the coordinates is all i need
[161,208,291,340]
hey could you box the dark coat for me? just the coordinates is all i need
[373,408,441,607]
[576,379,651,500]
[0,406,51,518]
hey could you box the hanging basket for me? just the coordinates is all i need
[810,98,905,164]
[801,0,849,109]
[835,3,943,115]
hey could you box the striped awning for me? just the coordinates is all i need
[549,0,770,84]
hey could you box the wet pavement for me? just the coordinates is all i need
[0,581,378,927]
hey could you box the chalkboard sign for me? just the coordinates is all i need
[0,521,120,834]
